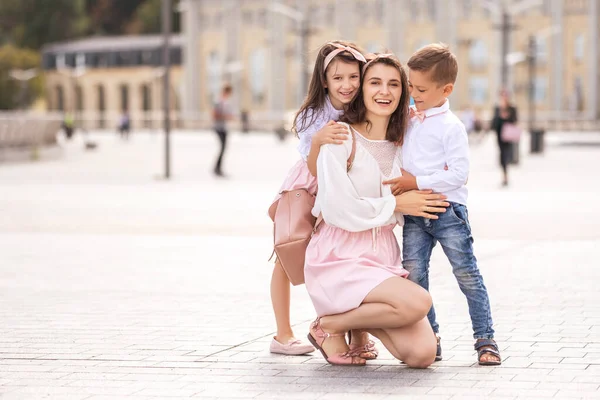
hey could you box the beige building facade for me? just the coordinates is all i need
[181,0,600,128]
[41,0,600,131]
[42,35,184,130]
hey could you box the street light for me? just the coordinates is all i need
[162,0,172,179]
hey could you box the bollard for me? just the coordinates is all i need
[530,129,545,154]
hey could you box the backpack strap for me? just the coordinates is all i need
[346,124,357,172]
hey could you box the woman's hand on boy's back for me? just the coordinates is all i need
[311,120,349,146]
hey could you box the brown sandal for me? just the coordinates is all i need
[475,338,501,366]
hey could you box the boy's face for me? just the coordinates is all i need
[324,60,361,110]
[408,69,453,111]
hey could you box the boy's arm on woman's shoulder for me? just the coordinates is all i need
[416,123,469,192]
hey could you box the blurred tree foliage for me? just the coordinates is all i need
[0,0,89,50]
[0,0,179,109]
[0,45,43,110]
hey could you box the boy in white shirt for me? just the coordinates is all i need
[384,43,500,366]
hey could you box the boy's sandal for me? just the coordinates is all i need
[307,318,366,366]
[475,338,502,366]
[435,334,443,362]
[347,330,378,360]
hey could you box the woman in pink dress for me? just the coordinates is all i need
[305,54,448,367]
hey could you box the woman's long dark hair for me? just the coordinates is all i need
[340,55,410,146]
[292,40,365,137]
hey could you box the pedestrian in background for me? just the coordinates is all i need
[213,84,234,178]
[491,89,518,187]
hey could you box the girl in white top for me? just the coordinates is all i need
[268,41,367,356]
[305,54,448,367]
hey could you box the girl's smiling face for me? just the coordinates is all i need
[324,59,361,110]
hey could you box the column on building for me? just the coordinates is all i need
[269,0,287,127]
[551,0,563,118]
[384,0,405,60]
[224,0,242,117]
[589,0,599,120]
[181,0,200,124]
[336,0,356,41]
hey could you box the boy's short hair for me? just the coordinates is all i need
[407,43,458,86]
[222,84,233,94]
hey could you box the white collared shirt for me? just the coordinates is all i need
[297,96,344,161]
[402,100,469,205]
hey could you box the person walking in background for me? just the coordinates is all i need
[383,43,501,366]
[118,109,130,140]
[267,40,369,357]
[213,84,235,178]
[491,89,518,187]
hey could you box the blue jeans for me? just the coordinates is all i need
[402,202,494,339]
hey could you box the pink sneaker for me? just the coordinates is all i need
[270,337,315,355]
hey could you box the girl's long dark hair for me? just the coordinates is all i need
[340,55,410,146]
[292,40,365,137]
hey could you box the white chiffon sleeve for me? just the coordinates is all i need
[315,128,396,232]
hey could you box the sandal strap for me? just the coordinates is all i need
[474,338,498,351]
[478,347,501,358]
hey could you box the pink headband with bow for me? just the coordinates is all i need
[361,53,396,75]
[323,42,367,71]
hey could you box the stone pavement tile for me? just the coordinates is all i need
[2,379,76,387]
[491,388,558,397]
[562,355,600,364]
[204,368,283,377]
[553,392,600,400]
[63,379,135,388]
[274,369,340,378]
[192,388,265,398]
[133,387,202,397]
[2,372,73,380]
[233,375,300,384]
[528,362,589,370]
[2,394,89,400]
[412,379,476,389]
[55,372,128,381]
[539,382,600,392]
[0,364,59,373]
[151,361,209,369]
[318,393,388,400]
[427,387,494,397]
[114,373,184,382]
[254,392,328,399]
[465,380,538,390]
[383,396,451,400]
[453,373,516,381]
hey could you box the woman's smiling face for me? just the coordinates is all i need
[362,63,403,118]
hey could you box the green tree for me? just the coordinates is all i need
[126,0,181,34]
[0,0,88,50]
[0,45,43,110]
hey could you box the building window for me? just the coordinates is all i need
[257,8,267,28]
[533,77,548,104]
[55,85,64,111]
[75,85,84,111]
[120,84,129,111]
[462,0,473,19]
[141,84,152,128]
[242,10,253,25]
[97,84,106,128]
[534,37,547,64]
[409,0,419,19]
[468,40,488,69]
[468,77,488,105]
[250,48,266,104]
[374,0,384,24]
[427,0,436,20]
[574,34,584,62]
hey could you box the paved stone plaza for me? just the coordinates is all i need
[1,129,599,399]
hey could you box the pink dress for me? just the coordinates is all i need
[270,97,343,205]
[304,125,409,316]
